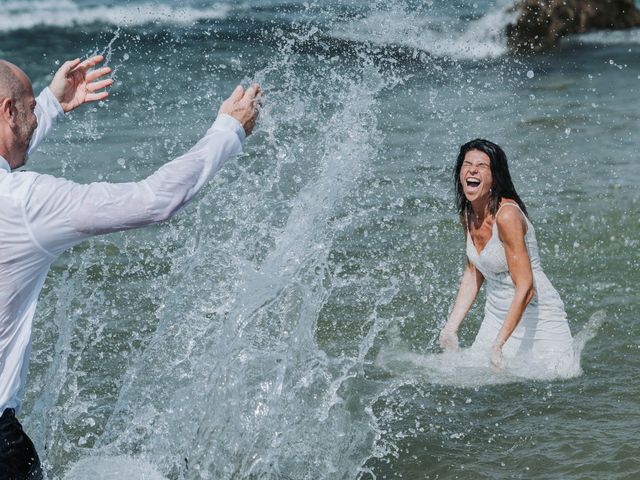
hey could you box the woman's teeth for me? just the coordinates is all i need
[466,178,481,187]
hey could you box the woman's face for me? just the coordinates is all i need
[460,149,493,203]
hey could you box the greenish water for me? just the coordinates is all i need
[0,0,638,478]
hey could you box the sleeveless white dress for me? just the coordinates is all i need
[466,203,574,372]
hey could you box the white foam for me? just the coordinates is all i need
[64,456,166,480]
[570,28,640,45]
[377,347,580,387]
[329,4,518,61]
[0,0,231,32]
[377,311,605,387]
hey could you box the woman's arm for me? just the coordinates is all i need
[491,205,534,368]
[439,260,485,350]
[439,215,484,350]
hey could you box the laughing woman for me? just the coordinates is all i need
[439,139,574,372]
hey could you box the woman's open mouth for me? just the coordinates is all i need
[465,177,481,193]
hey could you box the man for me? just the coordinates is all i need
[0,55,260,479]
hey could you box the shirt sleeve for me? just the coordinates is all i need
[24,114,245,256]
[28,87,65,155]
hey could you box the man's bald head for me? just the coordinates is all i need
[0,60,30,101]
[0,60,37,169]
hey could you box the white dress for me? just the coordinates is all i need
[466,203,574,372]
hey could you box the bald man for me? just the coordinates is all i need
[0,56,260,479]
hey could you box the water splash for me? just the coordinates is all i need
[329,1,518,60]
[64,456,165,480]
[39,21,401,478]
[15,1,624,478]
[573,309,606,354]
[376,310,606,387]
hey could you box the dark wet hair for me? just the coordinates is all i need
[454,138,527,218]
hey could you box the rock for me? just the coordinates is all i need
[506,0,640,53]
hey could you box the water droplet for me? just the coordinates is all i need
[526,70,534,79]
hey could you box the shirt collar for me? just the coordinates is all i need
[0,155,10,173]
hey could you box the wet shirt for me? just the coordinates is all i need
[0,88,245,414]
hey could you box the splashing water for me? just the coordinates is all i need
[64,456,165,480]
[6,0,631,478]
[376,310,606,387]
[34,18,402,479]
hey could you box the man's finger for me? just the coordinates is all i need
[254,89,264,108]
[85,91,109,103]
[77,55,105,71]
[229,85,244,102]
[86,67,112,83]
[60,58,81,75]
[243,83,260,101]
[87,79,114,93]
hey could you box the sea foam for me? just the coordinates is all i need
[571,28,640,45]
[328,3,518,61]
[0,0,231,32]
[376,311,606,387]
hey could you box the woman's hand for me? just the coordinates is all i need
[489,343,506,371]
[439,327,459,351]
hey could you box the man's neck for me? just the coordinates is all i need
[0,137,14,169]
[0,139,24,170]
[0,154,11,172]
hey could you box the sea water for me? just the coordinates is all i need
[0,0,638,478]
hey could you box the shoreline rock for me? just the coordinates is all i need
[506,0,640,53]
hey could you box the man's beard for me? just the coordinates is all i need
[15,121,34,167]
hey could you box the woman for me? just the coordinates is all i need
[439,139,573,372]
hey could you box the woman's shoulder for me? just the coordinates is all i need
[495,199,527,231]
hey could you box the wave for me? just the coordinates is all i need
[328,4,518,61]
[0,0,231,32]
[570,28,640,45]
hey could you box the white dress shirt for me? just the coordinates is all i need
[0,87,245,414]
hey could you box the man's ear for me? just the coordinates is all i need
[0,97,14,125]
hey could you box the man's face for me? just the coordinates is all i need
[13,77,38,168]
[12,86,38,167]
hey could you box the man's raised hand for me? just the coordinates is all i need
[49,55,113,113]
[219,84,261,136]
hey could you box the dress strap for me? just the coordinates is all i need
[494,201,528,235]
[496,201,524,218]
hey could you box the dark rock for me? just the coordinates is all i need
[506,0,640,53]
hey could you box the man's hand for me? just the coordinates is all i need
[219,84,261,136]
[49,55,113,113]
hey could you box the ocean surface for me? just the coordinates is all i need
[1,0,639,478]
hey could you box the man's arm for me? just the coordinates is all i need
[27,87,65,155]
[25,85,260,256]
[28,56,113,154]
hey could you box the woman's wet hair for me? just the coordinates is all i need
[454,138,528,218]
